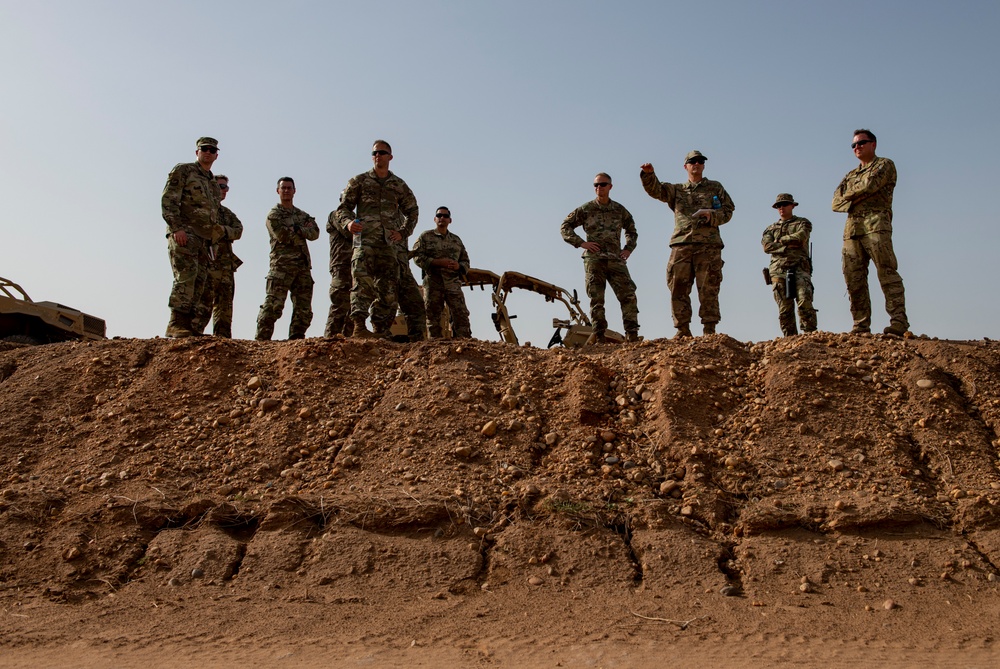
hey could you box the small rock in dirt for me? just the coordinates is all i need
[63,547,82,561]
[168,577,182,587]
[600,430,617,443]
[719,585,739,597]
[259,398,281,412]
[192,568,205,578]
[916,379,934,389]
[828,459,845,472]
[528,576,544,586]
[883,599,897,610]
[544,432,559,446]
[247,376,262,390]
[481,421,498,437]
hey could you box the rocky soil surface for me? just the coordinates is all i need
[2,332,1000,667]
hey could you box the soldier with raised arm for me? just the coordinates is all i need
[561,173,640,342]
[641,150,734,338]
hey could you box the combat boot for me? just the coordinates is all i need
[592,331,607,344]
[702,323,717,335]
[674,325,692,339]
[213,324,232,338]
[625,331,641,343]
[165,311,195,338]
[255,319,274,341]
[351,318,377,339]
[883,323,908,337]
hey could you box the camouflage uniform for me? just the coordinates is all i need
[193,204,243,337]
[560,199,640,337]
[334,169,420,335]
[323,211,354,337]
[762,214,816,336]
[255,204,319,340]
[412,228,472,338]
[832,156,908,333]
[161,161,220,328]
[641,170,734,330]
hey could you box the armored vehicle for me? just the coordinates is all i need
[0,276,107,344]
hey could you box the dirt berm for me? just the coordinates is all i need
[2,333,1000,667]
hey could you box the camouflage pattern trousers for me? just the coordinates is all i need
[666,244,723,327]
[350,245,399,332]
[167,233,209,316]
[256,263,314,340]
[842,233,908,331]
[769,268,817,336]
[324,245,353,337]
[394,258,427,338]
[424,273,471,338]
[193,267,237,337]
[583,256,639,334]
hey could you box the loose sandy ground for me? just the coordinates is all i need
[2,332,1000,667]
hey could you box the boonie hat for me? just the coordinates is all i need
[196,137,219,149]
[772,193,798,208]
[685,150,707,163]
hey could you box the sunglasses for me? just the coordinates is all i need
[687,158,706,165]
[372,150,390,156]
[593,182,611,188]
[435,213,451,219]
[851,139,873,149]
[199,146,218,154]
[218,184,230,190]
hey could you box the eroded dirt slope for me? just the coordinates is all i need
[2,333,1000,664]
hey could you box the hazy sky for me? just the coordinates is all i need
[2,1,997,345]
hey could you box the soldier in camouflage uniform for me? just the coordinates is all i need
[412,206,472,338]
[762,194,817,337]
[561,173,640,342]
[641,150,735,338]
[323,209,354,337]
[192,174,243,338]
[832,129,909,336]
[255,177,320,341]
[160,137,223,338]
[335,140,423,339]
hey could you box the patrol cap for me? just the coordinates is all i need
[196,137,219,149]
[685,150,707,163]
[772,193,798,208]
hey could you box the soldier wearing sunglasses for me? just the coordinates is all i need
[334,139,425,340]
[561,173,641,343]
[160,136,224,338]
[832,129,909,336]
[641,150,735,338]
